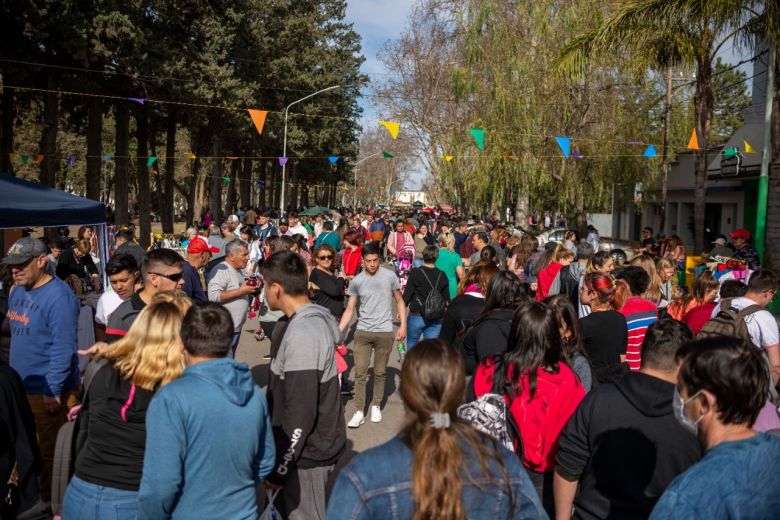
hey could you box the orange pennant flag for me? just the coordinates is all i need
[227,156,239,160]
[35,154,44,165]
[687,129,700,150]
[247,109,268,136]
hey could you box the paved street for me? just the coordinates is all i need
[235,316,406,485]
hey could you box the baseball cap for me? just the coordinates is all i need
[2,236,47,265]
[729,228,751,240]
[279,218,289,225]
[712,237,727,246]
[228,214,239,222]
[187,237,220,254]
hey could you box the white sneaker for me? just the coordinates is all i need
[370,405,382,423]
[348,411,365,428]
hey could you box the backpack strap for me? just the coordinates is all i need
[737,304,764,319]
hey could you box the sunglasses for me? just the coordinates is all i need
[318,255,334,260]
[149,271,184,282]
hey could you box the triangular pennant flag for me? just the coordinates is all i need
[379,121,400,139]
[102,154,113,160]
[642,145,657,157]
[278,157,288,166]
[227,156,239,160]
[222,176,231,183]
[501,152,515,159]
[147,156,157,167]
[687,129,700,150]
[328,155,339,164]
[186,152,197,160]
[555,136,571,158]
[21,154,29,164]
[247,109,268,136]
[743,140,756,154]
[470,128,486,151]
[444,155,454,162]
[128,97,146,104]
[382,151,393,158]
[35,154,44,165]
[67,154,76,166]
[572,150,584,159]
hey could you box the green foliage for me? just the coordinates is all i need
[710,57,752,144]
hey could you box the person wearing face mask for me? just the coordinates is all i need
[650,337,780,519]
[554,319,702,520]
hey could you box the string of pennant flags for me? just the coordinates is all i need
[4,84,760,165]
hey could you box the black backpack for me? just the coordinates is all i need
[416,269,446,320]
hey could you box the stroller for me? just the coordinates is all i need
[395,244,415,294]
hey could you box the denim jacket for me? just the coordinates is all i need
[325,435,547,520]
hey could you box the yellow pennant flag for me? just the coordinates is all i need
[247,109,268,136]
[687,129,700,150]
[186,152,197,160]
[380,121,400,139]
[743,140,756,154]
[444,155,454,162]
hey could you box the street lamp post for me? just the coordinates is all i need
[280,85,340,216]
[352,152,381,209]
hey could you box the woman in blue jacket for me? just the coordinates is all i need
[326,339,545,519]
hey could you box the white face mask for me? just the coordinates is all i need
[673,386,703,436]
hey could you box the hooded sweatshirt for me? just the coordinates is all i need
[266,303,346,486]
[555,372,702,520]
[138,358,275,520]
[549,261,587,307]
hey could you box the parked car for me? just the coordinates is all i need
[535,227,639,265]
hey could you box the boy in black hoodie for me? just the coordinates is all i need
[554,319,703,519]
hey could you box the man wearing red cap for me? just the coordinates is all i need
[183,237,220,302]
[730,228,761,270]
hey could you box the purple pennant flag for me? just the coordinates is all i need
[278,156,288,166]
[572,150,584,159]
[128,98,146,104]
[67,154,76,166]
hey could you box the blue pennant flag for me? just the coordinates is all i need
[328,155,339,165]
[555,137,571,158]
[642,145,657,157]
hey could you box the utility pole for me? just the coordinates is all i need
[755,43,776,261]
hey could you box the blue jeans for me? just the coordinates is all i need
[62,475,139,520]
[406,313,442,349]
[228,331,241,358]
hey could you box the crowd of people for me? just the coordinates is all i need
[1,206,779,519]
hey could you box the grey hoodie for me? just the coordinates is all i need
[266,303,346,485]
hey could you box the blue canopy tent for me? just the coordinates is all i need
[0,173,109,285]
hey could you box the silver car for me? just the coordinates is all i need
[535,227,638,265]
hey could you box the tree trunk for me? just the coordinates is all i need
[693,52,714,253]
[1,88,14,175]
[38,70,59,188]
[226,159,238,213]
[85,97,103,201]
[136,105,151,248]
[114,103,130,225]
[210,136,224,223]
[659,65,673,236]
[289,162,298,211]
[271,162,279,211]
[764,54,780,272]
[240,157,252,208]
[162,110,176,232]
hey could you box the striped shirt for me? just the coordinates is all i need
[619,296,658,371]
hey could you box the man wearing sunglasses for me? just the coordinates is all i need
[105,248,185,343]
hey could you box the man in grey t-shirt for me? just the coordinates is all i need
[339,242,407,428]
[208,239,255,357]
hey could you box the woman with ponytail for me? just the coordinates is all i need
[579,273,628,383]
[326,339,544,520]
[470,301,585,514]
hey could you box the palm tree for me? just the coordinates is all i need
[558,1,756,253]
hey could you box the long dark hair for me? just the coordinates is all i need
[492,301,563,398]
[469,272,527,328]
[400,340,514,519]
[545,295,589,365]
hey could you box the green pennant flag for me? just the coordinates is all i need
[21,154,29,164]
[470,128,486,150]
[383,151,394,158]
[147,156,157,167]
[222,176,231,183]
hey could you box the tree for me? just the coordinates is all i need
[710,57,752,144]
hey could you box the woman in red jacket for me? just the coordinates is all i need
[471,299,585,515]
[340,229,364,278]
[536,246,574,301]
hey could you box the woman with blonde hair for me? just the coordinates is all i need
[656,257,677,308]
[326,339,544,519]
[667,271,719,321]
[62,291,192,519]
[630,254,662,305]
[434,233,465,299]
